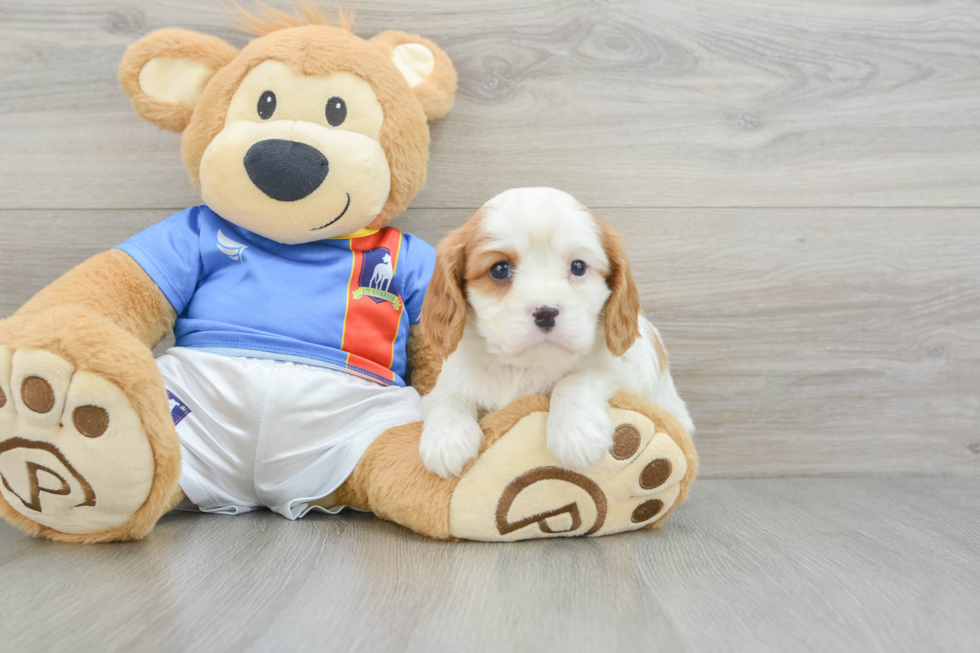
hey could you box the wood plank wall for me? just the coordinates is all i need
[1,0,978,477]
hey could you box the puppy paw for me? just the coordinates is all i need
[419,412,484,479]
[546,402,615,470]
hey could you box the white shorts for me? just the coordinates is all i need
[156,347,422,519]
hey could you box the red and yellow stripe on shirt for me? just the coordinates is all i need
[339,228,405,384]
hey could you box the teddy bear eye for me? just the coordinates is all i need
[490,262,511,280]
[257,91,276,120]
[325,97,347,126]
[570,260,587,276]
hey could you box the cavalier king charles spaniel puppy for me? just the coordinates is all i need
[418,187,694,478]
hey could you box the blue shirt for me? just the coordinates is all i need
[117,205,435,386]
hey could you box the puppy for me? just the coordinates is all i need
[418,187,694,478]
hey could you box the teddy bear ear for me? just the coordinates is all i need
[370,31,458,121]
[119,28,239,133]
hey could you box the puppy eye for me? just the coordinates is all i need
[325,97,347,126]
[490,261,511,280]
[570,260,587,276]
[257,91,276,120]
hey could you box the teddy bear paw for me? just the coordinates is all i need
[448,403,694,541]
[0,346,156,535]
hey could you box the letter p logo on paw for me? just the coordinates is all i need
[495,467,608,537]
[0,438,96,514]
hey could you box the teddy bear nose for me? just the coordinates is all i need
[244,139,329,202]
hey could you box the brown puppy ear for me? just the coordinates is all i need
[370,31,457,121]
[420,216,476,359]
[119,28,238,133]
[598,219,642,356]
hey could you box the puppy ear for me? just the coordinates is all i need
[370,31,457,121]
[598,219,642,356]
[421,219,472,359]
[119,28,238,133]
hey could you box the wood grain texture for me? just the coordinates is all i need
[1,477,977,653]
[2,208,979,477]
[2,0,980,209]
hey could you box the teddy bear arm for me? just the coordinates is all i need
[405,323,442,397]
[0,249,183,542]
[13,249,176,349]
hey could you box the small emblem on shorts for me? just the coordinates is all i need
[353,247,402,310]
[167,390,191,426]
[217,230,248,261]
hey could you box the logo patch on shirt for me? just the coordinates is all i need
[217,230,248,261]
[167,390,192,426]
[353,247,402,310]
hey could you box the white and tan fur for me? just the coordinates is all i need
[419,187,694,478]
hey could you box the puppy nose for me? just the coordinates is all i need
[244,139,328,202]
[533,306,559,330]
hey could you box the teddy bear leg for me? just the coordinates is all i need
[334,392,697,541]
[0,307,182,543]
[333,421,457,539]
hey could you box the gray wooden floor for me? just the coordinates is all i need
[2,478,979,653]
[1,0,979,651]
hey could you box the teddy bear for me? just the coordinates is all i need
[0,5,697,543]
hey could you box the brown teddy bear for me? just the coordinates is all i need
[0,5,697,543]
